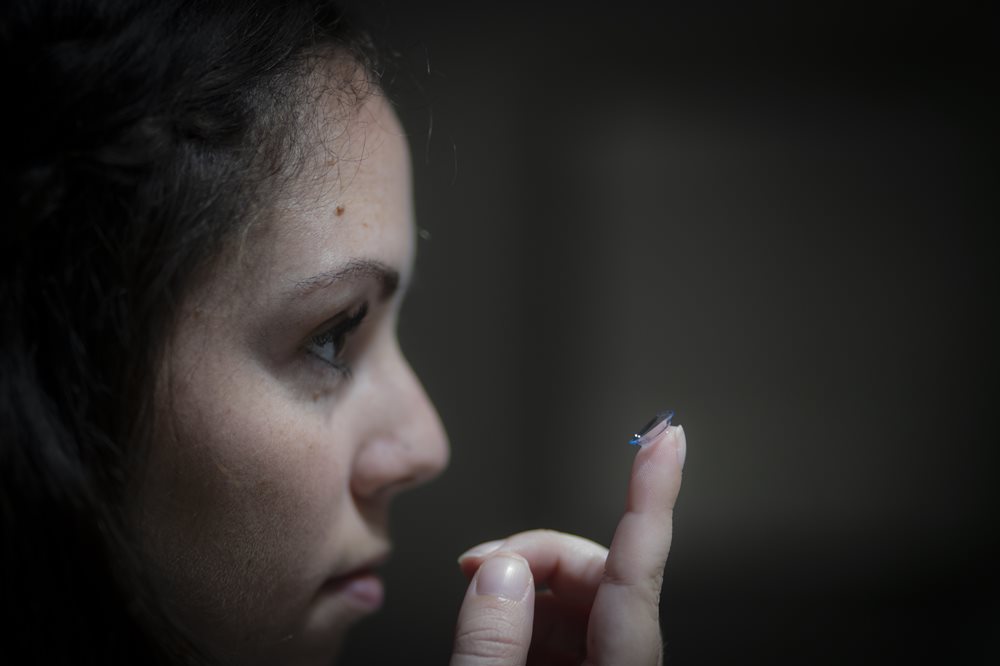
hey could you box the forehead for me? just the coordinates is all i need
[269,92,413,280]
[217,90,414,301]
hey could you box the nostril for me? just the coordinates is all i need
[362,474,418,505]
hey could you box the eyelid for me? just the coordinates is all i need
[311,301,369,340]
[305,301,370,373]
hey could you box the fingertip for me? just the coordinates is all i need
[457,539,504,565]
[627,424,684,514]
[633,424,678,462]
[458,558,478,580]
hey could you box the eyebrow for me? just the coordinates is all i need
[288,258,401,301]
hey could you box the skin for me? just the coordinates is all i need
[132,66,686,666]
[134,90,449,665]
[452,424,686,666]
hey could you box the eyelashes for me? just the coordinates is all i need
[305,301,370,376]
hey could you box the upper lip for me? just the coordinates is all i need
[326,549,391,584]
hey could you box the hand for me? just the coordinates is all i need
[449,424,686,666]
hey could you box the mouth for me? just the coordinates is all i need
[320,552,390,611]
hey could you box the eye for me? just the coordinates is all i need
[305,301,369,375]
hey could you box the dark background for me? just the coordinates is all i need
[341,2,998,664]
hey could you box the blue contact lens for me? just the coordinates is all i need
[629,410,675,446]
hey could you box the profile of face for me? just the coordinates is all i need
[131,86,449,665]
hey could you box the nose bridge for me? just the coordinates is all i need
[351,338,449,500]
[392,347,450,470]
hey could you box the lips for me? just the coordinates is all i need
[336,570,384,608]
[321,552,389,611]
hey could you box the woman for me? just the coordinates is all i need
[1,1,686,664]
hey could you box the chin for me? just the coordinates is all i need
[244,577,384,666]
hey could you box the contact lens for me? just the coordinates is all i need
[628,410,675,447]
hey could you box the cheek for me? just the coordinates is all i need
[135,358,350,643]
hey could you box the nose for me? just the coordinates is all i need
[349,340,450,503]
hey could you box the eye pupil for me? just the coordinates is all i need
[311,332,341,363]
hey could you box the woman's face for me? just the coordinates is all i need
[134,91,449,665]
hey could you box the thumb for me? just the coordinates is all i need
[450,552,535,666]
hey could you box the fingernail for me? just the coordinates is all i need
[676,424,687,469]
[457,540,504,562]
[475,555,531,601]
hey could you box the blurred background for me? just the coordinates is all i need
[341,2,998,664]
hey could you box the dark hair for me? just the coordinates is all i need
[1,1,381,661]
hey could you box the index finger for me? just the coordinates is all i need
[586,424,685,665]
[458,530,609,609]
[605,423,685,591]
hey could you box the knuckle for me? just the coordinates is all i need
[601,567,664,607]
[453,606,526,663]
